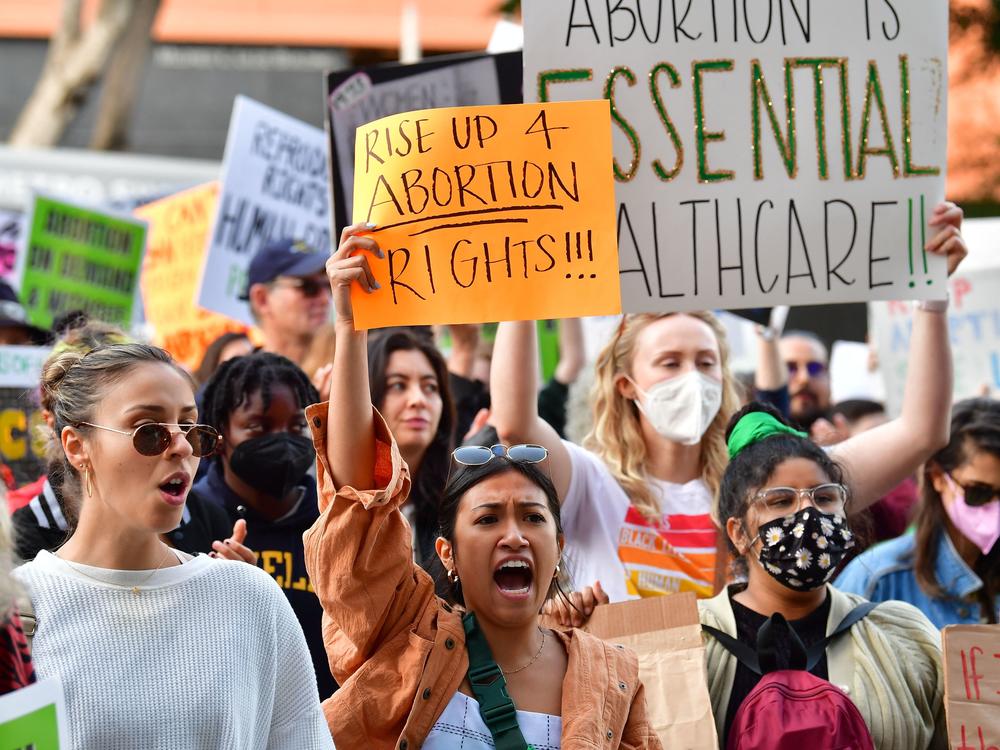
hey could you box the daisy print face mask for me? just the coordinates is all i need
[754,507,855,590]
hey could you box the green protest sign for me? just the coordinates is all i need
[16,194,146,329]
[0,679,67,750]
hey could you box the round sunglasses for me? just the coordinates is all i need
[452,443,548,466]
[77,422,221,457]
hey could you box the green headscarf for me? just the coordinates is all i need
[726,411,807,460]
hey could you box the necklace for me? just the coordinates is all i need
[56,547,178,597]
[501,628,546,676]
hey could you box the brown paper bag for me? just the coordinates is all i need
[585,593,718,749]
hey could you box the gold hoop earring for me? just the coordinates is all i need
[83,465,93,498]
[447,568,459,584]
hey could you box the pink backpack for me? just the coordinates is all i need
[703,602,877,750]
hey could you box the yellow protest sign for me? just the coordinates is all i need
[351,100,620,328]
[135,184,250,370]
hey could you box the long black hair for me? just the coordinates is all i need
[429,456,567,607]
[200,351,319,443]
[719,402,846,570]
[915,398,1000,622]
[367,328,456,562]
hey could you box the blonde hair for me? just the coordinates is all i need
[583,312,741,522]
[0,491,23,613]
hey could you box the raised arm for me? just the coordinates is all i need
[491,320,573,500]
[831,201,967,509]
[324,222,382,490]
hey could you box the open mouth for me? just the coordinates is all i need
[159,477,187,497]
[493,559,533,596]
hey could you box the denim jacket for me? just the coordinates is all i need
[836,528,999,628]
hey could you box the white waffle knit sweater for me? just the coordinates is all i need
[14,550,335,750]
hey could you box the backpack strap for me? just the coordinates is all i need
[703,601,880,676]
[462,612,532,750]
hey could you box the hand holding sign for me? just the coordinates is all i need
[350,100,620,329]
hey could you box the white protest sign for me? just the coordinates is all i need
[0,678,69,749]
[523,0,949,312]
[329,57,502,223]
[198,96,330,325]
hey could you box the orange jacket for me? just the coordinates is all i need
[302,404,663,750]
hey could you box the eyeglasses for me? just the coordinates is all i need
[271,276,330,298]
[452,444,548,466]
[786,360,827,377]
[77,422,221,457]
[751,483,848,516]
[946,473,1000,507]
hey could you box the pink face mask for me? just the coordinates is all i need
[944,474,1000,555]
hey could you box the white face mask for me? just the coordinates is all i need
[630,370,723,445]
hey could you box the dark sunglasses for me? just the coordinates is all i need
[786,360,826,377]
[947,473,1000,507]
[78,422,221,457]
[273,276,330,298]
[452,444,548,466]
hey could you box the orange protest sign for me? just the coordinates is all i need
[135,183,250,370]
[351,100,620,329]
[943,624,1000,750]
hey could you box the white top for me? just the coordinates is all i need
[424,691,561,749]
[14,550,334,750]
[560,440,717,603]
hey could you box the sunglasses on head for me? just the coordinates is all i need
[946,473,1000,507]
[272,276,329,298]
[786,360,826,377]
[78,422,221,457]
[452,444,548,466]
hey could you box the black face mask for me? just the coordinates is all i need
[755,507,855,590]
[229,433,315,501]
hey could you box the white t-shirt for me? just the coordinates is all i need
[14,550,334,750]
[560,441,718,603]
[424,691,561,749]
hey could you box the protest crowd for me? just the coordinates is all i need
[1,1,999,749]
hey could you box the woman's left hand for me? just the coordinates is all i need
[210,519,258,564]
[927,201,968,277]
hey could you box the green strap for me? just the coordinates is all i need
[462,612,533,750]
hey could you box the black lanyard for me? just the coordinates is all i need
[462,611,534,750]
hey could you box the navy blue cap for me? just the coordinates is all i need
[239,239,329,300]
[0,280,53,345]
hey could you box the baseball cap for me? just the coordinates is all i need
[239,239,329,300]
[0,281,53,345]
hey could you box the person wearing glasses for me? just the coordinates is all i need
[702,402,945,749]
[242,238,332,368]
[778,331,831,433]
[303,223,661,749]
[837,398,1000,628]
[490,201,967,606]
[192,350,338,698]
[13,343,333,749]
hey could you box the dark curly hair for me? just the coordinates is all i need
[200,351,319,443]
[719,402,847,563]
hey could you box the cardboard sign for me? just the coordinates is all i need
[523,0,949,312]
[327,51,523,233]
[0,346,51,486]
[198,96,330,326]
[0,678,69,750]
[585,593,718,749]
[15,194,146,329]
[351,100,621,328]
[135,183,249,370]
[943,624,1000,750]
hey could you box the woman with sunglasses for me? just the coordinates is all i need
[192,350,338,698]
[837,398,1000,627]
[304,223,661,748]
[491,201,967,606]
[13,343,333,749]
[702,402,944,749]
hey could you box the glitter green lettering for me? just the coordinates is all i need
[649,62,685,182]
[751,59,797,180]
[856,60,900,179]
[693,60,735,184]
[537,69,593,103]
[604,66,641,182]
